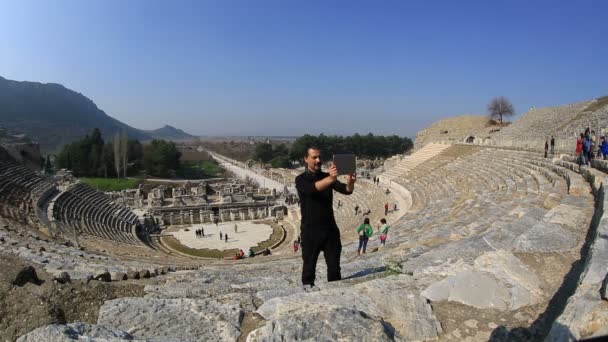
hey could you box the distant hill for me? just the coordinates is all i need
[144,125,196,141]
[0,76,196,153]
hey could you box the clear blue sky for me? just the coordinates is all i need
[1,0,606,138]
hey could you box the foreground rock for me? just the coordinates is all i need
[16,323,136,342]
[97,297,243,341]
[252,275,442,341]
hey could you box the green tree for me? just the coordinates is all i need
[143,140,182,177]
[254,143,274,166]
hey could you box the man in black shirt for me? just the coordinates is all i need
[295,147,356,289]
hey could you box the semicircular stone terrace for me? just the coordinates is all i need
[3,144,601,341]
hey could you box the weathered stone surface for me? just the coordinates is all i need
[248,307,392,342]
[513,221,578,253]
[255,275,442,341]
[110,271,127,281]
[93,270,111,282]
[127,270,140,279]
[421,251,542,311]
[139,269,151,279]
[16,323,135,342]
[97,298,243,341]
[53,272,71,284]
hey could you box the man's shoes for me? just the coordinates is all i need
[303,284,320,292]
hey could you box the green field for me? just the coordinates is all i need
[177,160,224,179]
[80,178,143,191]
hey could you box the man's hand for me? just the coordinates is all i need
[328,163,339,182]
[345,173,356,193]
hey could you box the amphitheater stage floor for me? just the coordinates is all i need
[168,221,273,252]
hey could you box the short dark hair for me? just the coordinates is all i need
[305,146,321,158]
[363,217,370,224]
[380,218,386,224]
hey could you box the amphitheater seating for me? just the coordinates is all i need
[0,148,55,227]
[498,97,608,140]
[378,142,450,184]
[49,182,142,245]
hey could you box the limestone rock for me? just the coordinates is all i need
[248,307,392,342]
[53,272,71,284]
[16,323,136,342]
[110,271,127,281]
[97,298,242,341]
[255,275,442,341]
[421,251,542,311]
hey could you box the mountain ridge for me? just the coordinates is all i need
[0,76,196,153]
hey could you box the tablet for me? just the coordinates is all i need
[332,154,356,175]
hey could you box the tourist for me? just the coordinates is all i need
[234,224,238,233]
[602,137,608,160]
[225,233,228,242]
[293,239,300,253]
[295,146,356,290]
[201,228,204,237]
[233,253,240,260]
[393,203,397,212]
[384,202,389,216]
[544,140,548,158]
[379,218,389,246]
[357,218,373,255]
[576,133,584,168]
[220,231,223,240]
[354,205,359,215]
[239,249,245,258]
[585,132,593,166]
[550,136,555,155]
[195,229,199,238]
[248,248,255,258]
[592,130,597,160]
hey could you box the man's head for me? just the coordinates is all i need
[304,146,322,173]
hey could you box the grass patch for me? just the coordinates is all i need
[177,160,224,179]
[160,235,238,259]
[80,177,143,191]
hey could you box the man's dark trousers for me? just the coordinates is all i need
[301,225,342,286]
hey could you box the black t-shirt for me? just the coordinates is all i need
[296,169,352,229]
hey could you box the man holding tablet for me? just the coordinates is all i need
[295,147,356,290]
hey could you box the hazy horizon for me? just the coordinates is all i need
[1,0,606,138]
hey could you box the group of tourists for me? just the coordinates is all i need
[195,228,205,238]
[234,248,256,260]
[575,128,608,167]
[356,217,390,255]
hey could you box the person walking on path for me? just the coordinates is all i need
[220,231,223,240]
[544,140,549,158]
[585,132,593,166]
[379,218,389,246]
[357,218,374,255]
[295,146,356,290]
[354,205,359,215]
[201,228,204,237]
[384,203,389,216]
[225,233,228,242]
[550,136,555,155]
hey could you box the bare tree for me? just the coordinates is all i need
[120,131,128,178]
[488,96,515,124]
[113,133,121,178]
